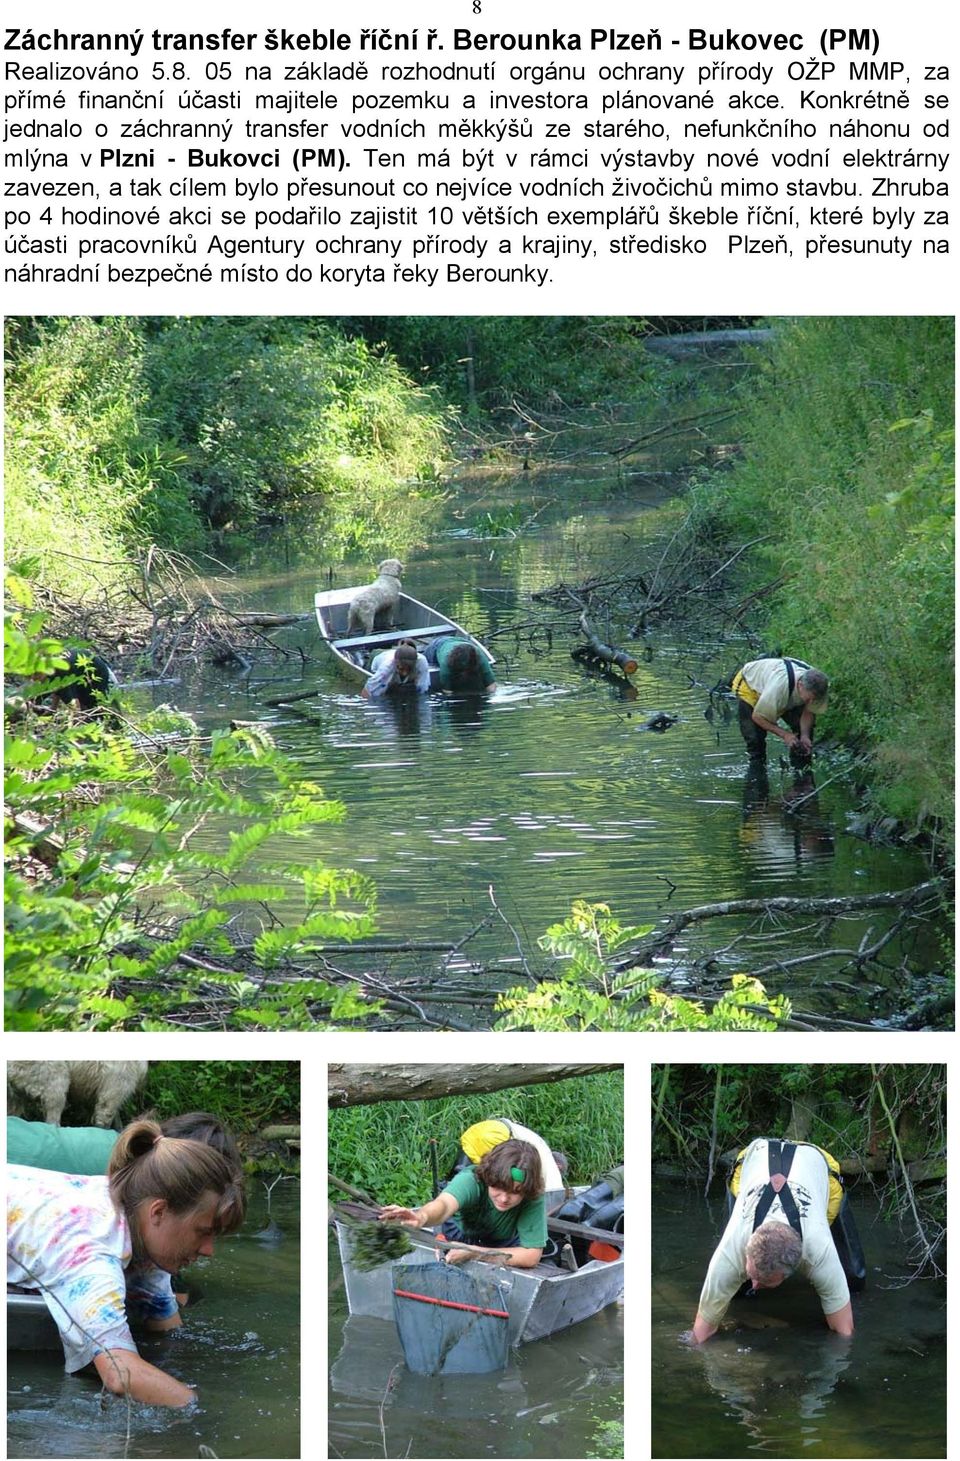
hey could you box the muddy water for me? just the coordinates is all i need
[328,1233,624,1458]
[142,467,938,1024]
[6,1184,300,1459]
[651,1179,946,1458]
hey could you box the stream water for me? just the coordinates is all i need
[6,1184,300,1459]
[651,1178,946,1458]
[134,461,941,1026]
[328,1233,624,1459]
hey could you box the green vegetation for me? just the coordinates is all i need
[494,902,792,1032]
[586,1419,625,1460]
[5,317,451,593]
[689,317,954,836]
[4,318,170,598]
[5,317,951,1030]
[5,586,377,1031]
[328,1070,624,1207]
[137,1060,300,1133]
[344,316,655,413]
[344,1220,414,1272]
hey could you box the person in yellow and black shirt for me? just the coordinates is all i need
[690,1138,857,1344]
[378,1139,547,1269]
[732,658,829,763]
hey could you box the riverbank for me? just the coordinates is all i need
[4,317,451,600]
[5,318,952,1032]
[681,317,954,843]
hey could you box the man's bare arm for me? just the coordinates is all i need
[824,1301,854,1337]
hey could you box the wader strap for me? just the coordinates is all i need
[752,1139,803,1239]
[782,659,810,695]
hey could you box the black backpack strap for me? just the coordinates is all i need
[782,658,811,695]
[752,1139,804,1240]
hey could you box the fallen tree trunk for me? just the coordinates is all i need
[328,1062,620,1107]
[227,611,311,629]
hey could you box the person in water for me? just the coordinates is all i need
[7,1116,246,1406]
[7,1110,241,1178]
[732,658,828,762]
[378,1138,546,1269]
[424,635,497,695]
[361,640,430,698]
[690,1138,854,1343]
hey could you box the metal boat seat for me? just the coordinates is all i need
[332,626,445,649]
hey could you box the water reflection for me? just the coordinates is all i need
[696,1328,853,1446]
[329,1304,624,1460]
[364,692,435,742]
[153,488,938,1021]
[740,764,837,870]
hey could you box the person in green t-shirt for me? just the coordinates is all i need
[424,635,498,695]
[7,1112,240,1176]
[378,1138,546,1269]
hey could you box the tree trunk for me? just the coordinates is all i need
[785,1096,817,1142]
[227,611,311,628]
[328,1063,620,1107]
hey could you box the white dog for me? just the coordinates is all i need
[7,1060,148,1128]
[346,558,404,635]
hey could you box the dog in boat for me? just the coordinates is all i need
[346,558,404,636]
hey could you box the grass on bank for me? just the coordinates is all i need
[4,317,453,597]
[328,1071,625,1207]
[688,316,954,837]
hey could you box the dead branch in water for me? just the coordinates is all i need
[103,875,947,1035]
[615,880,946,969]
[572,609,638,676]
[24,545,312,680]
[532,519,767,640]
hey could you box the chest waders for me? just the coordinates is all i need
[751,1138,804,1238]
[727,1139,866,1294]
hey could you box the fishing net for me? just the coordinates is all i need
[392,1262,512,1375]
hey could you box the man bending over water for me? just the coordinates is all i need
[690,1137,854,1343]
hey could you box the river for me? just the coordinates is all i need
[651,1178,946,1458]
[6,1182,300,1459]
[328,1232,623,1459]
[135,459,942,1028]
